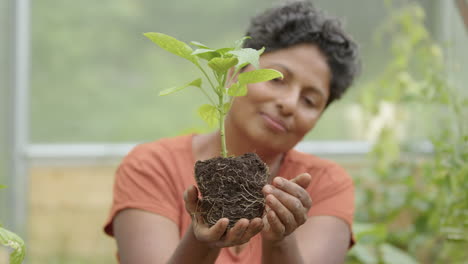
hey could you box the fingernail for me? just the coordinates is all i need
[264,185,272,193]
[274,177,283,187]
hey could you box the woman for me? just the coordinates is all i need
[104,1,360,263]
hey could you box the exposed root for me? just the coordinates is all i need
[195,153,269,228]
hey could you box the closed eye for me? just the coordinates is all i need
[303,97,315,107]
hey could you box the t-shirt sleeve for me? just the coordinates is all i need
[103,144,181,236]
[307,164,355,229]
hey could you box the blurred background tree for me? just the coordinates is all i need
[347,1,468,263]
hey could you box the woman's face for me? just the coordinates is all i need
[226,43,331,153]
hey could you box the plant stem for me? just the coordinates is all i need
[197,65,218,95]
[219,92,227,157]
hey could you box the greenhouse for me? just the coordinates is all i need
[1,0,467,263]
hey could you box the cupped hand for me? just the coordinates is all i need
[183,185,264,248]
[261,173,312,242]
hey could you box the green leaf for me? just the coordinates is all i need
[0,227,26,264]
[238,69,283,84]
[351,244,378,264]
[234,36,251,50]
[380,243,418,264]
[208,57,238,74]
[216,47,235,55]
[228,47,265,69]
[353,222,388,244]
[159,78,202,96]
[190,41,210,49]
[192,49,220,61]
[198,104,219,128]
[0,184,6,189]
[223,102,231,114]
[228,82,247,97]
[144,32,199,66]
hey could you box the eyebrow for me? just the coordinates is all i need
[269,63,326,98]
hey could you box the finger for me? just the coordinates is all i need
[265,185,308,225]
[184,185,199,214]
[265,194,297,234]
[271,177,312,209]
[198,217,229,242]
[194,212,205,226]
[262,214,270,231]
[222,218,249,246]
[266,209,285,238]
[290,173,312,189]
[239,218,263,243]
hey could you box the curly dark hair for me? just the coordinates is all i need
[244,0,361,107]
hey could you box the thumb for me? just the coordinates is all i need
[184,185,199,215]
[291,173,311,189]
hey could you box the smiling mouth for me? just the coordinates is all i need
[260,112,288,133]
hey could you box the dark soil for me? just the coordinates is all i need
[194,152,269,228]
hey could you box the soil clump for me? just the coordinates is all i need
[194,153,269,228]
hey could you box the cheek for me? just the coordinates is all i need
[229,95,255,119]
[295,112,321,134]
[245,83,274,102]
[230,84,268,111]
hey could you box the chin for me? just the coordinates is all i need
[252,130,296,153]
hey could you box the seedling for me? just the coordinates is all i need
[143,32,282,157]
[144,33,282,227]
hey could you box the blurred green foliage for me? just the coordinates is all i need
[0,186,26,264]
[347,2,468,263]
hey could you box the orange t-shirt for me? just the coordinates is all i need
[104,134,355,263]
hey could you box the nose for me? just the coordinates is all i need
[276,87,300,116]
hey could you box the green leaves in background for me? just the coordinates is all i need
[0,184,6,189]
[348,2,468,263]
[351,243,419,264]
[0,227,26,264]
[380,243,418,264]
[144,32,199,66]
[354,222,388,244]
[159,78,202,96]
[351,223,418,264]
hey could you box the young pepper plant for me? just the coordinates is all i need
[0,185,26,264]
[144,32,283,157]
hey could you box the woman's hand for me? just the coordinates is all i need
[261,173,312,242]
[183,185,264,248]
